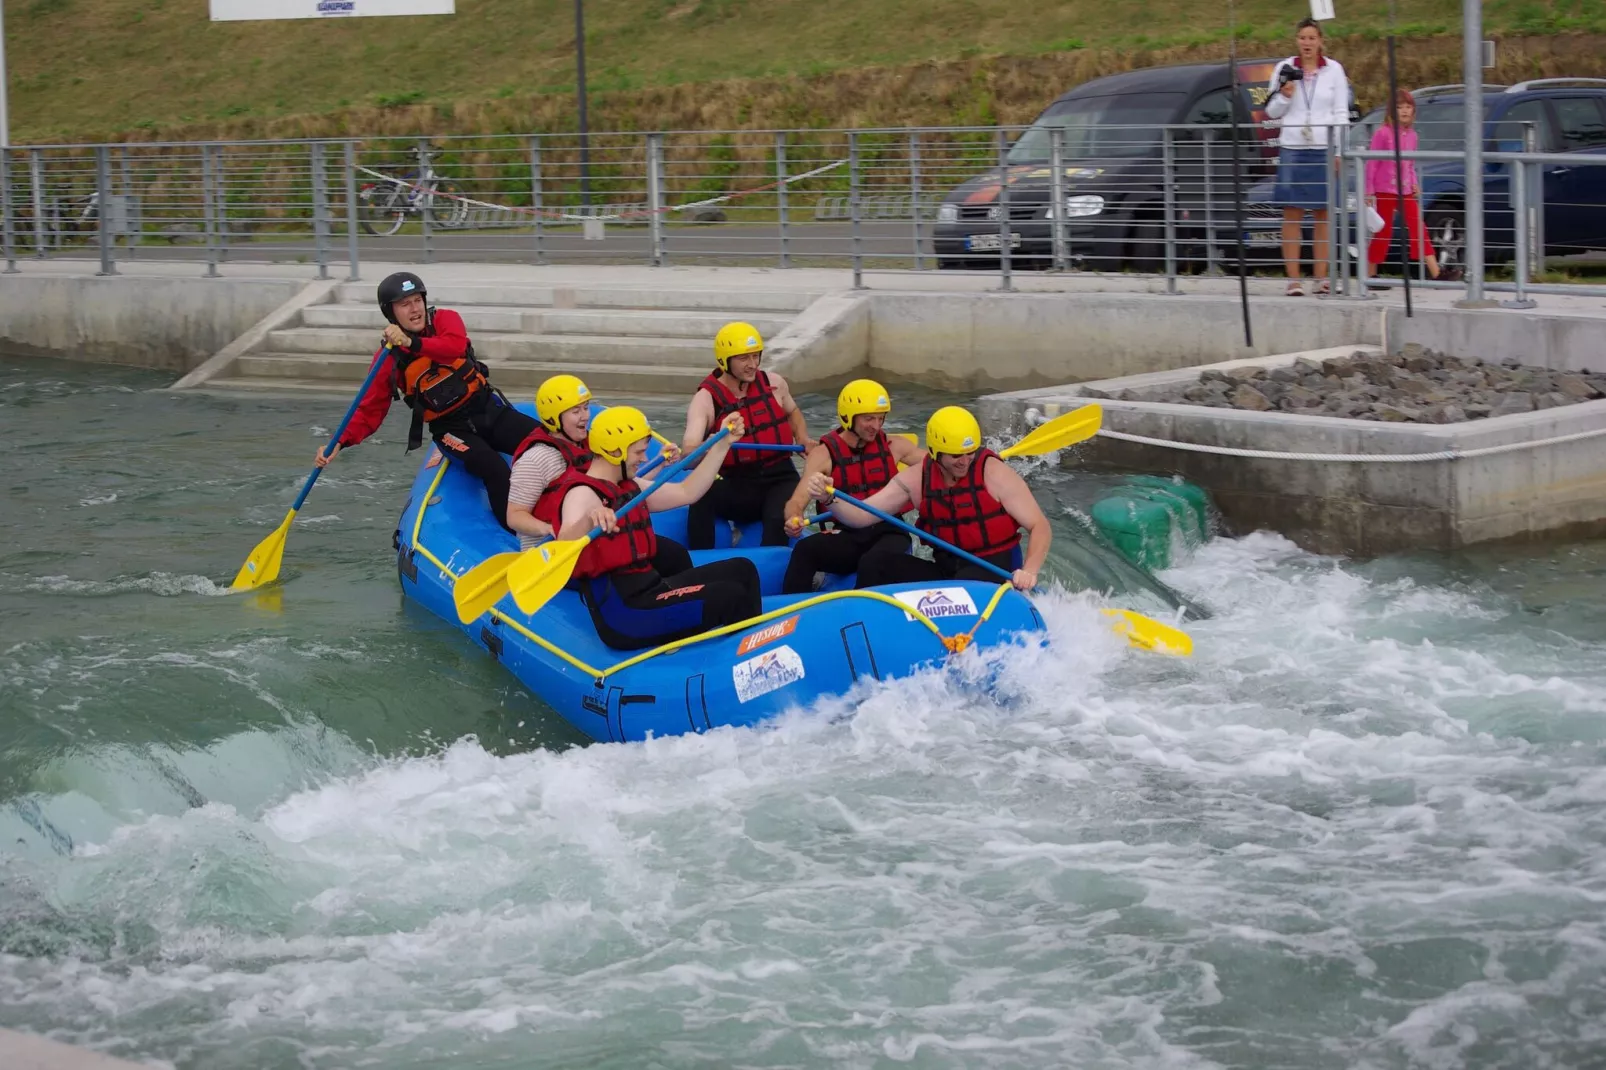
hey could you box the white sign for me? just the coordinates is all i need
[732,645,805,704]
[894,586,980,622]
[210,0,454,21]
[1308,0,1336,20]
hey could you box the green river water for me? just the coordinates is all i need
[1,355,1604,1069]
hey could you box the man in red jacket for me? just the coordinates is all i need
[313,271,539,529]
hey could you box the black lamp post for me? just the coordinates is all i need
[575,0,592,206]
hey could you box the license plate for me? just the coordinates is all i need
[1245,231,1281,247]
[966,232,1023,251]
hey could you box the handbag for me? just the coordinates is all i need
[1364,205,1387,234]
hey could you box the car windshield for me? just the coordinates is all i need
[1008,93,1186,162]
[1366,100,1544,152]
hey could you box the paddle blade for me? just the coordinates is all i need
[1102,608,1193,657]
[508,537,590,615]
[230,510,295,590]
[999,404,1103,459]
[452,551,522,623]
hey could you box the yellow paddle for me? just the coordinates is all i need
[506,426,735,616]
[450,552,524,623]
[231,346,391,590]
[997,404,1103,460]
[1101,608,1194,656]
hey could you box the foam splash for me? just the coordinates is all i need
[14,572,232,598]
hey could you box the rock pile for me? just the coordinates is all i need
[1086,345,1606,423]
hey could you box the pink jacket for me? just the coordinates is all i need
[1365,125,1419,196]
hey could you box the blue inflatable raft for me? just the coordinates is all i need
[394,409,1046,743]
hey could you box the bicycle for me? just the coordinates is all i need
[357,146,470,236]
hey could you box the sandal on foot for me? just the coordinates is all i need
[1286,280,1306,296]
[1313,279,1331,296]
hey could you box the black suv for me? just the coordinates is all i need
[1236,79,1606,271]
[932,60,1282,271]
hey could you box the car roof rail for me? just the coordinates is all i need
[1506,78,1606,92]
[1411,83,1509,97]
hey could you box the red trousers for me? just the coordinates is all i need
[1368,192,1434,264]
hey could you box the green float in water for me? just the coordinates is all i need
[1091,475,1212,571]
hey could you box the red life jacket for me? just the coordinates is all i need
[555,472,658,581]
[700,370,795,474]
[917,450,1021,559]
[515,427,595,527]
[821,428,898,500]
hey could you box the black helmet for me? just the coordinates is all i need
[377,271,427,324]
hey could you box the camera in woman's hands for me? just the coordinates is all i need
[1278,64,1302,88]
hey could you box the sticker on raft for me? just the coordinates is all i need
[894,586,980,621]
[736,614,799,656]
[732,644,805,703]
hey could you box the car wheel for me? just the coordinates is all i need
[1124,216,1165,274]
[1426,205,1465,274]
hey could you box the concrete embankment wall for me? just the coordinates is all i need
[0,273,304,373]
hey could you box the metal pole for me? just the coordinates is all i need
[1049,126,1068,271]
[1162,127,1178,293]
[343,141,360,280]
[1502,153,1536,309]
[94,145,115,276]
[646,132,665,267]
[529,136,546,264]
[995,127,1013,292]
[574,0,591,206]
[29,147,43,256]
[1350,152,1377,299]
[1386,35,1411,316]
[909,130,924,271]
[0,0,9,150]
[418,137,433,264]
[774,130,789,269]
[310,142,330,281]
[849,132,863,289]
[118,147,133,259]
[1333,130,1350,296]
[1324,137,1340,292]
[1227,12,1254,348]
[1458,0,1492,306]
[0,147,16,272]
[1202,129,1217,274]
[1526,125,1544,281]
[202,144,220,278]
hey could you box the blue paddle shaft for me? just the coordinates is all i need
[579,428,731,543]
[829,488,1015,584]
[291,346,392,512]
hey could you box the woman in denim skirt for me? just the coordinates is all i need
[1265,18,1351,295]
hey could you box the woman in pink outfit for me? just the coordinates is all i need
[1366,89,1459,281]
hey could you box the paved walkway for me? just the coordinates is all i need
[11,255,1606,319]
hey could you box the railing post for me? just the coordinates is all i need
[646,132,666,267]
[775,130,789,269]
[1346,152,1377,301]
[310,142,331,281]
[418,137,433,264]
[1049,126,1068,271]
[0,149,17,273]
[995,128,1013,292]
[1323,134,1340,294]
[202,144,220,278]
[849,131,863,289]
[343,141,361,281]
[909,130,924,271]
[94,145,116,276]
[1162,127,1179,293]
[1202,129,1217,274]
[528,136,546,265]
[29,148,45,256]
[1503,150,1537,309]
[118,147,134,261]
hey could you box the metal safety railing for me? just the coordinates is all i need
[1,124,1603,303]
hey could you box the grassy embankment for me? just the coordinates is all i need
[10,0,1606,143]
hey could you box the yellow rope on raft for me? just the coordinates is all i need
[942,582,1016,655]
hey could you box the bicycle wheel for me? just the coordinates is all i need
[359,183,409,237]
[426,180,471,229]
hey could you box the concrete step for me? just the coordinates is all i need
[300,303,792,341]
[262,329,713,367]
[220,354,706,395]
[333,281,821,313]
[302,303,528,332]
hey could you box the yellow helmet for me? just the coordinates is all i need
[535,374,591,432]
[837,378,891,432]
[589,405,652,465]
[925,406,983,458]
[713,321,764,371]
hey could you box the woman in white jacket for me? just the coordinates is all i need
[1265,18,1350,295]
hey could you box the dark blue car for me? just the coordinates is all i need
[1234,78,1606,272]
